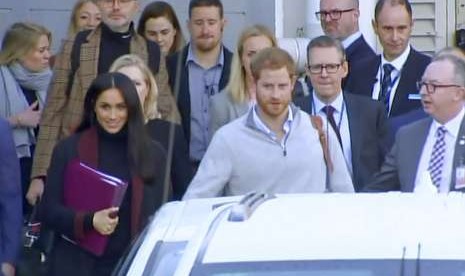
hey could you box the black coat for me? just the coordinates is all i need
[146,119,192,199]
[41,127,167,276]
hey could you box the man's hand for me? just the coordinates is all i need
[26,178,44,206]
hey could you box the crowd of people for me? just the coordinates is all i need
[1,0,465,275]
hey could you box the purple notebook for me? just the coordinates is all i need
[63,159,128,256]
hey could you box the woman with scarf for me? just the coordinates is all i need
[41,72,168,275]
[0,22,52,215]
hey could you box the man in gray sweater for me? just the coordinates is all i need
[183,47,354,199]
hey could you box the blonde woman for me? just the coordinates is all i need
[67,0,101,37]
[209,25,277,139]
[110,54,192,199]
[0,22,52,215]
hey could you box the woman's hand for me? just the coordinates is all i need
[17,101,41,128]
[93,207,119,236]
[26,178,44,206]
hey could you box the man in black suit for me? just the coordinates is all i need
[294,0,375,97]
[318,0,375,66]
[345,0,431,118]
[294,35,389,191]
[166,0,232,169]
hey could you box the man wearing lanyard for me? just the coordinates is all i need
[345,0,431,118]
[365,54,465,193]
[166,0,233,172]
[294,35,389,192]
[294,0,375,97]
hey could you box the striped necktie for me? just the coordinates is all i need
[428,126,447,188]
[379,63,395,115]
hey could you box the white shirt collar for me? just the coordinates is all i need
[313,91,344,114]
[381,44,411,72]
[341,31,362,49]
[252,105,293,136]
[431,106,465,139]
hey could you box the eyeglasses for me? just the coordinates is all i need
[99,0,135,7]
[416,81,462,94]
[307,63,342,74]
[315,9,355,20]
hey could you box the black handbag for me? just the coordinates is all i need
[16,203,55,276]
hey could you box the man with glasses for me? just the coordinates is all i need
[345,0,431,118]
[183,47,353,199]
[166,0,233,172]
[27,0,180,204]
[294,36,389,192]
[317,0,375,66]
[365,54,465,192]
[294,0,375,98]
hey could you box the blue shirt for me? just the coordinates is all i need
[186,46,225,161]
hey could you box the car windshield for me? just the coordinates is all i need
[190,259,465,276]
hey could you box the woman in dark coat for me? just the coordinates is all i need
[41,72,168,276]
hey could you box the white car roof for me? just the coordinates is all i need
[125,192,465,276]
[198,193,465,264]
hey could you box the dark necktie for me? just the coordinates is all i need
[322,105,342,148]
[428,126,447,188]
[379,63,395,115]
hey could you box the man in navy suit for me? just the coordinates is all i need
[365,54,465,193]
[294,35,389,192]
[294,0,375,97]
[318,0,375,66]
[166,0,232,169]
[345,0,431,118]
[0,118,22,276]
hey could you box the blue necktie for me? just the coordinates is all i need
[379,63,395,115]
[428,126,447,188]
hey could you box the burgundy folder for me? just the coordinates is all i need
[63,158,128,256]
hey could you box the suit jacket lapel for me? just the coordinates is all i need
[404,118,431,191]
[367,57,381,97]
[219,48,232,89]
[390,50,422,117]
[344,94,362,179]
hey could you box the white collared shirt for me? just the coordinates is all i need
[414,107,465,193]
[313,92,352,175]
[371,45,411,115]
[342,31,362,50]
[252,105,293,149]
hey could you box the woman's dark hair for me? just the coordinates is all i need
[77,72,156,181]
[137,1,185,54]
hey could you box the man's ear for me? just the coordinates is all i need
[457,86,465,101]
[342,60,349,78]
[372,19,378,36]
